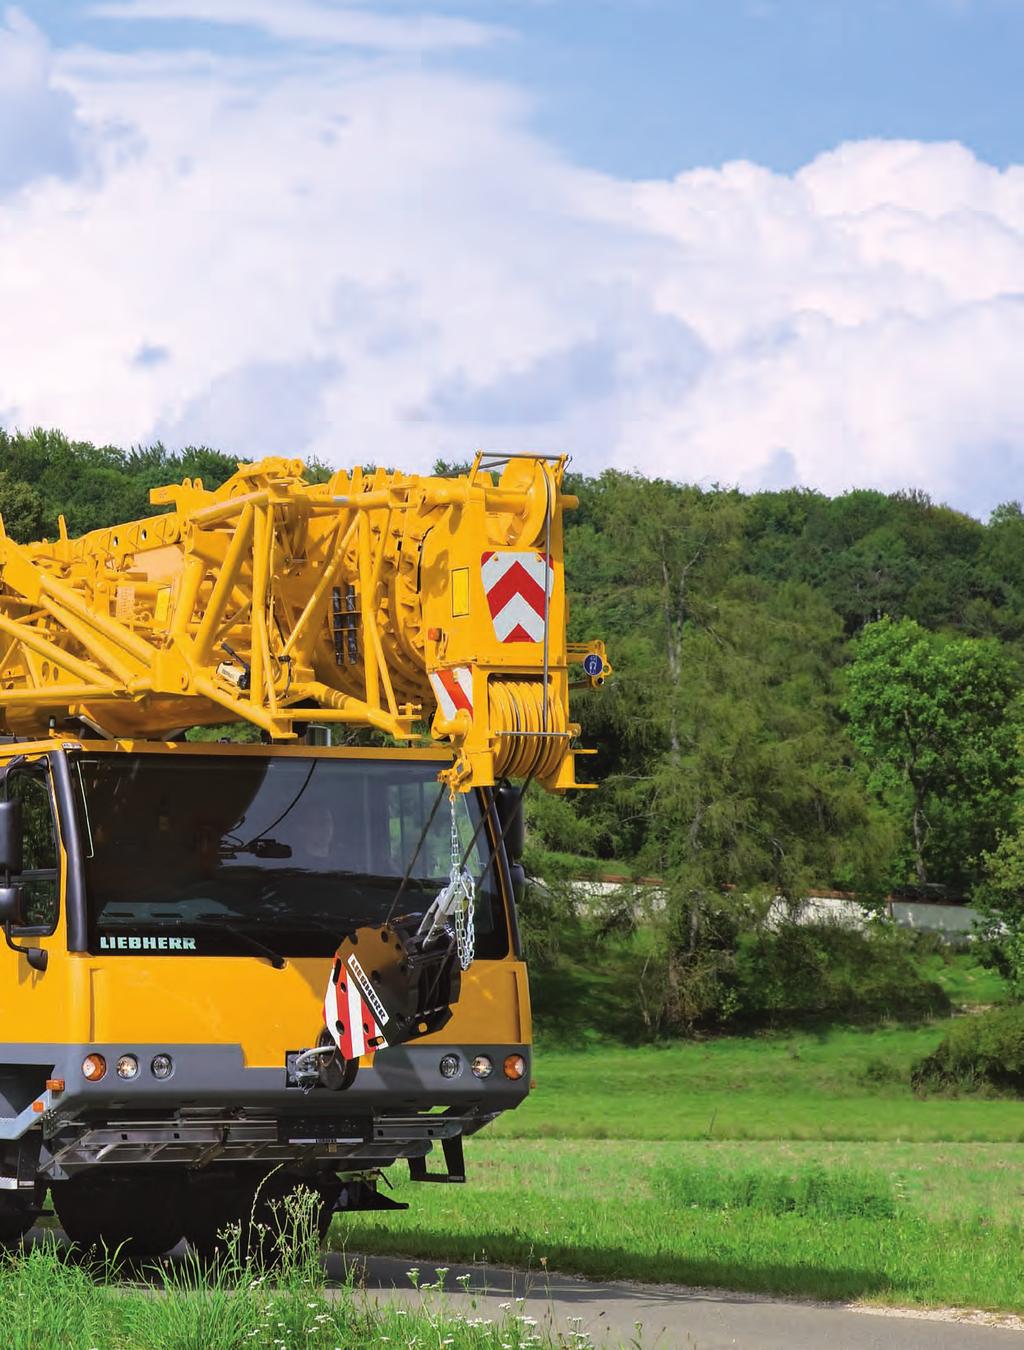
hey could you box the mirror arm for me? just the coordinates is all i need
[1,923,47,971]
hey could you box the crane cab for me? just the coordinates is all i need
[0,737,531,1254]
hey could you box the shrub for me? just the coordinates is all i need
[732,921,951,1026]
[912,1003,1024,1095]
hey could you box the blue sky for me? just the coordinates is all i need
[26,0,1024,176]
[3,0,1024,511]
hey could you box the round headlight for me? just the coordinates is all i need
[439,1054,461,1079]
[116,1054,139,1080]
[82,1053,106,1082]
[471,1055,494,1079]
[151,1053,174,1080]
[503,1054,527,1081]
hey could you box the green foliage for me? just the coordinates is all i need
[526,898,954,1042]
[185,722,263,744]
[732,922,951,1026]
[845,616,1022,890]
[0,473,45,543]
[654,1159,900,1219]
[975,752,1024,995]
[912,1004,1024,1095]
[0,426,240,538]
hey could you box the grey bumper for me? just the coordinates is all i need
[0,1041,531,1144]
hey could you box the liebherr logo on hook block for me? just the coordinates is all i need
[481,551,552,643]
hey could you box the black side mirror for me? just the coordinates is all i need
[0,884,46,971]
[0,885,24,926]
[494,786,525,864]
[0,799,23,877]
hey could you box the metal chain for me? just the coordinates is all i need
[449,792,475,969]
[416,791,476,968]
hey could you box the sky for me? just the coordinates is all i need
[3,1,1024,513]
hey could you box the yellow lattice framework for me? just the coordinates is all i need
[0,454,608,790]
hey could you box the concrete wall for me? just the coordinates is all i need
[562,881,980,941]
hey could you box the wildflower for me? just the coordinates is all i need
[498,1301,512,1310]
[516,1316,538,1326]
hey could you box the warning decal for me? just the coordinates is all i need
[481,551,552,644]
[429,666,474,721]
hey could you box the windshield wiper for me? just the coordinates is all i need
[190,915,287,970]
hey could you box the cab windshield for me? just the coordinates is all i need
[75,753,508,959]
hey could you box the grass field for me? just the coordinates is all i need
[337,1016,1024,1312]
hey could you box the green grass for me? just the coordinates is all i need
[501,1023,1024,1141]
[338,1137,1024,1311]
[917,947,1007,1006]
[337,1020,1024,1312]
[2,1208,560,1349]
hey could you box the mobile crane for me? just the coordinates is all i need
[0,452,606,1256]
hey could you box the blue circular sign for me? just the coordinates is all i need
[583,653,603,677]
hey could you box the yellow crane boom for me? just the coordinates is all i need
[0,452,607,790]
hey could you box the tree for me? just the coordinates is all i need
[0,473,45,543]
[844,617,1021,890]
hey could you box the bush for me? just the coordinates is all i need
[912,1004,1024,1095]
[732,921,951,1026]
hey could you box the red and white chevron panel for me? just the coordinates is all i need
[324,953,389,1060]
[429,666,474,721]
[481,550,552,643]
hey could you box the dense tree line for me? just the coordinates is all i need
[6,427,1024,1012]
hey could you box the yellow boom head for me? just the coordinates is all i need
[0,454,608,790]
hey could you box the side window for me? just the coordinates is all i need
[6,771,59,933]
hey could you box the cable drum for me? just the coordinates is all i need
[489,679,567,781]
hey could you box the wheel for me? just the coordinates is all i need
[52,1171,185,1257]
[185,1170,335,1265]
[0,1194,36,1246]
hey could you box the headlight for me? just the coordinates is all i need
[116,1054,139,1080]
[150,1053,174,1080]
[471,1055,494,1079]
[81,1053,106,1082]
[439,1054,461,1079]
[503,1054,527,1080]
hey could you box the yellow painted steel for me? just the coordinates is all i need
[0,451,599,1074]
[0,740,530,1055]
[0,456,608,791]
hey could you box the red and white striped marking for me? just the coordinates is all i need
[429,665,474,721]
[481,551,552,644]
[324,954,388,1060]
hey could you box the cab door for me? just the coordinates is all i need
[0,755,67,1027]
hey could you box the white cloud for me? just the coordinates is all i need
[89,0,504,52]
[1,14,1024,513]
[0,8,83,193]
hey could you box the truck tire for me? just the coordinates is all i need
[0,1195,36,1246]
[185,1171,335,1265]
[52,1171,185,1258]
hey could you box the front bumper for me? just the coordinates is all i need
[0,1041,531,1163]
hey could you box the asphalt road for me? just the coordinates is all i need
[32,1229,1023,1349]
[326,1252,1024,1350]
